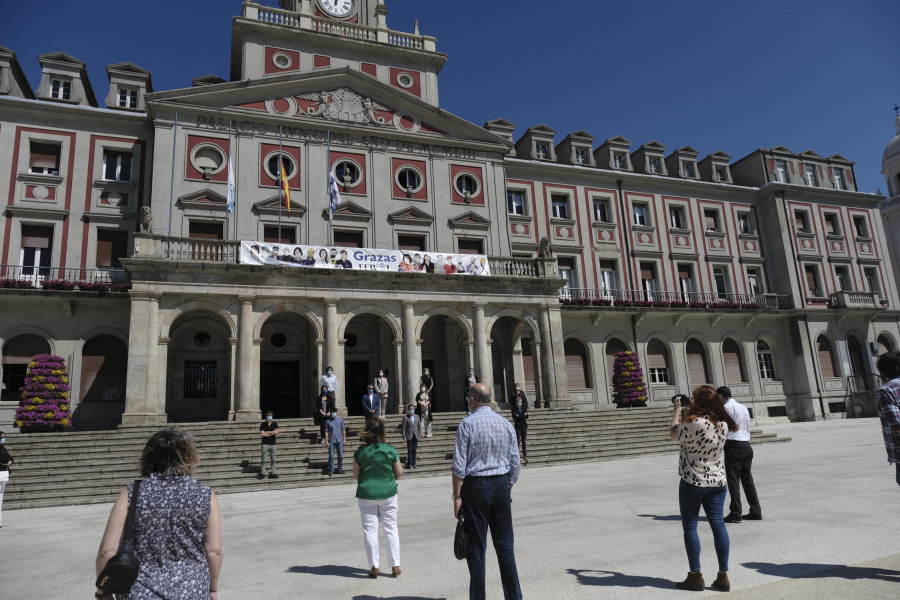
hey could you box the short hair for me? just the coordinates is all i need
[716,386,732,400]
[265,410,274,417]
[408,403,416,410]
[469,383,492,405]
[877,352,900,379]
[326,366,333,371]
[359,416,386,445]
[139,428,199,477]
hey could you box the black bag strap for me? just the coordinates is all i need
[122,479,142,544]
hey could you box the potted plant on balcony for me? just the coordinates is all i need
[612,350,648,408]
[13,354,73,432]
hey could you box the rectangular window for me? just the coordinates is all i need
[551,194,569,220]
[864,268,880,295]
[640,262,657,299]
[535,143,549,160]
[715,166,728,182]
[713,266,730,297]
[184,361,218,398]
[649,367,669,384]
[747,268,764,295]
[738,212,752,235]
[805,164,819,187]
[678,264,694,298]
[853,216,869,238]
[775,160,789,183]
[804,264,821,296]
[632,204,648,226]
[103,152,132,182]
[794,210,809,233]
[507,190,526,215]
[263,226,296,244]
[682,162,695,177]
[648,157,662,174]
[823,213,839,235]
[593,198,609,222]
[703,209,720,232]
[20,224,53,276]
[397,235,426,252]
[613,153,627,169]
[50,79,71,100]
[188,222,223,240]
[598,260,617,293]
[96,229,128,270]
[833,168,846,190]
[575,149,589,165]
[457,238,484,254]
[669,206,685,229]
[835,266,852,291]
[334,230,364,248]
[558,257,576,293]
[29,141,61,175]
[757,349,776,380]
[117,87,138,109]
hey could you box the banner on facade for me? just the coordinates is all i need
[239,241,491,275]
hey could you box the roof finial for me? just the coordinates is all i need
[414,19,420,36]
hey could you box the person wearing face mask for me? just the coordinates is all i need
[321,366,338,407]
[374,370,390,414]
[401,404,421,469]
[418,368,434,434]
[510,384,529,465]
[314,385,333,444]
[0,430,12,527]
[324,409,349,476]
[362,384,381,421]
[258,411,279,480]
[415,385,433,439]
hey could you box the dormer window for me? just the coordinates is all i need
[613,153,627,169]
[804,164,819,187]
[648,158,662,174]
[117,87,138,109]
[50,78,71,100]
[715,166,728,182]
[29,142,61,175]
[574,149,589,165]
[832,168,846,190]
[535,143,550,160]
[682,162,695,177]
[775,160,789,183]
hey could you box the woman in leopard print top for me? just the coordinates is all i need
[669,385,738,592]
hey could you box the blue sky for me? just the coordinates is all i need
[3,0,898,194]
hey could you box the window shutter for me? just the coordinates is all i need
[678,265,690,280]
[686,339,709,387]
[333,230,363,248]
[564,338,588,389]
[29,143,60,169]
[817,337,836,378]
[646,339,667,369]
[722,339,746,382]
[640,265,653,281]
[805,267,817,292]
[21,225,52,248]
[704,213,716,230]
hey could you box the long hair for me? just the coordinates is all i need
[359,416,386,445]
[139,428,199,477]
[684,385,739,432]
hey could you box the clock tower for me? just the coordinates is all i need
[278,0,379,27]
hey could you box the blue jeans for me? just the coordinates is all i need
[328,441,343,472]
[460,474,522,600]
[679,479,729,573]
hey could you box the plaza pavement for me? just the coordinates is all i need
[1,417,898,599]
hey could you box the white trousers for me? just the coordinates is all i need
[358,494,400,569]
[0,479,6,526]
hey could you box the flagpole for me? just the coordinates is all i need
[166,112,178,257]
[327,130,332,246]
[278,125,283,242]
[225,120,231,240]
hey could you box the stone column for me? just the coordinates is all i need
[547,306,571,408]
[393,339,404,414]
[228,338,238,421]
[402,301,421,406]
[532,340,545,407]
[539,307,558,408]
[324,299,344,412]
[473,303,497,408]
[235,297,257,421]
[155,337,169,416]
[123,292,163,425]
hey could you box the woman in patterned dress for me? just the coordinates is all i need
[96,428,223,600]
[669,386,738,592]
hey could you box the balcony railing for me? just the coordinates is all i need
[879,195,900,210]
[0,265,128,291]
[829,291,881,309]
[559,288,793,310]
[847,373,882,393]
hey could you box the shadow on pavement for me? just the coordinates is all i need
[568,568,674,589]
[352,596,448,600]
[636,514,685,521]
[743,562,900,582]
[287,564,370,578]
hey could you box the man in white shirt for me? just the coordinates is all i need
[321,366,338,407]
[717,386,762,523]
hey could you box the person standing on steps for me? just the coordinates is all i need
[324,410,348,476]
[416,386,432,439]
[315,385,332,444]
[717,386,762,523]
[321,366,338,408]
[510,384,529,465]
[362,384,381,422]
[401,403,421,469]
[374,369,390,414]
[258,411,279,480]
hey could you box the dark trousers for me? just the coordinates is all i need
[460,474,522,600]
[724,440,761,517]
[515,425,527,457]
[406,437,418,467]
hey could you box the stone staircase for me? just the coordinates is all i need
[1,406,789,510]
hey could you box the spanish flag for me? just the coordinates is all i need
[280,161,291,216]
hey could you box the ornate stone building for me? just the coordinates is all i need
[1,0,897,429]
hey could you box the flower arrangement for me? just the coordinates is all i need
[75,281,110,292]
[14,354,73,432]
[0,278,36,289]
[612,350,648,407]
[40,279,78,291]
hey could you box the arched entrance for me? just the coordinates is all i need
[2,334,51,402]
[420,315,469,412]
[74,335,128,429]
[167,311,233,422]
[259,313,315,419]
[343,313,397,416]
[490,316,538,407]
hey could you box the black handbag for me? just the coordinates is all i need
[96,479,143,594]
[454,506,469,560]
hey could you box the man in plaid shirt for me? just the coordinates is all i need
[876,351,900,487]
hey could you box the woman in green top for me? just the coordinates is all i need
[353,417,403,579]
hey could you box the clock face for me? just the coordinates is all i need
[318,0,355,18]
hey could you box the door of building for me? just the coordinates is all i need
[260,361,300,419]
[345,360,370,416]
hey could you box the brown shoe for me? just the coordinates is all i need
[675,571,705,591]
[392,566,402,577]
[368,567,379,579]
[711,571,730,592]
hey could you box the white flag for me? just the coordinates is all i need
[328,172,341,220]
[226,156,235,213]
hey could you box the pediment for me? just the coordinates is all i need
[771,145,793,154]
[484,117,516,128]
[388,206,434,226]
[639,140,667,152]
[253,195,306,217]
[800,149,823,158]
[604,135,632,147]
[146,68,509,150]
[106,62,151,76]
[448,211,492,230]
[567,130,595,141]
[705,150,732,161]
[672,145,699,156]
[177,189,227,208]
[829,154,850,163]
[328,200,372,223]
[37,51,85,67]
[193,75,227,87]
[526,124,557,136]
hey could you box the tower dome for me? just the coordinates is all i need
[883,114,900,199]
[883,114,900,164]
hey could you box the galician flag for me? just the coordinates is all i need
[226,155,235,213]
[280,161,291,216]
[328,171,341,220]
